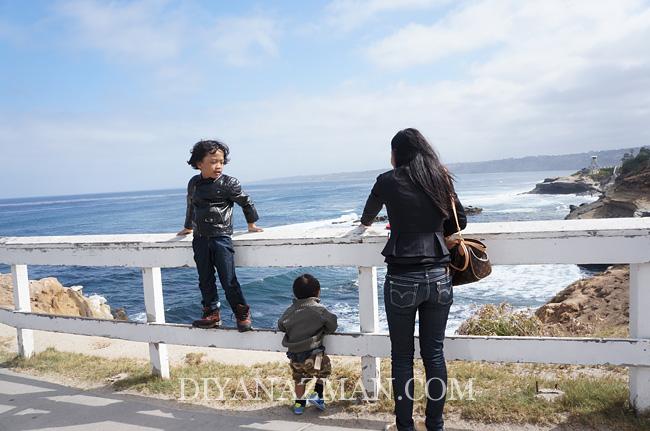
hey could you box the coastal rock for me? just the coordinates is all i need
[534,265,629,337]
[540,150,649,337]
[566,148,650,219]
[458,266,630,337]
[0,274,114,319]
[528,174,602,195]
[566,177,650,219]
[111,307,129,321]
[464,206,483,215]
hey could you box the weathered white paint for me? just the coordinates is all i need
[358,266,380,398]
[629,263,650,414]
[1,217,650,411]
[11,264,34,358]
[1,309,649,366]
[1,218,650,268]
[142,267,169,379]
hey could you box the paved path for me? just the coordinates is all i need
[0,368,572,431]
[0,369,379,431]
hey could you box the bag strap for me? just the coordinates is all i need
[450,196,464,240]
[449,194,471,272]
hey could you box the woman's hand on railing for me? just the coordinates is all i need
[247,223,264,233]
[347,224,369,238]
[176,228,193,236]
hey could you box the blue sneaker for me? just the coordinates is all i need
[307,392,326,411]
[293,402,305,415]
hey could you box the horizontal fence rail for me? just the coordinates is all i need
[1,309,649,367]
[1,217,649,412]
[1,218,650,268]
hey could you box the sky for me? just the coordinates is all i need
[1,0,649,198]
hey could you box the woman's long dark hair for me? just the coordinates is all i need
[391,128,455,217]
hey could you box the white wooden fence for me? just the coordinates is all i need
[1,218,649,413]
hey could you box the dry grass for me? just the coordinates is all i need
[1,346,649,429]
[456,303,547,336]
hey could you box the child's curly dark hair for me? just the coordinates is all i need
[293,274,321,299]
[187,140,230,169]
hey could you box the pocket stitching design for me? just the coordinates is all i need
[436,280,453,306]
[388,281,418,308]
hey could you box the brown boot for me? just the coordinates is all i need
[192,307,221,328]
[235,304,252,332]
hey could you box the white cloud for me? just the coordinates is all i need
[367,0,650,71]
[57,0,184,63]
[354,0,650,159]
[367,0,512,68]
[208,16,279,66]
[3,0,650,197]
[326,0,451,31]
[202,2,650,171]
[55,0,280,67]
[44,1,282,98]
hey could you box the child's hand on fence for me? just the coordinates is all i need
[247,223,264,233]
[176,228,192,236]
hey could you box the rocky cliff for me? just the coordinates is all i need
[528,173,604,195]
[0,274,114,319]
[566,148,650,219]
[535,265,629,337]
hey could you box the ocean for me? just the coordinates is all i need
[0,170,599,334]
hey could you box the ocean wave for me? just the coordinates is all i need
[0,192,185,208]
[490,208,539,214]
[128,312,147,322]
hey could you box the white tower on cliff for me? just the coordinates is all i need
[590,155,599,174]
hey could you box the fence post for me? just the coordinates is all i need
[358,266,380,399]
[142,267,170,379]
[630,263,650,414]
[11,264,34,358]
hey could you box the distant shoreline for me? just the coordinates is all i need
[0,169,569,202]
[252,146,641,185]
[1,145,641,200]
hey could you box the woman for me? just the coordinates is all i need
[360,128,466,431]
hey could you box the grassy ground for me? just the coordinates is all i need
[1,345,648,430]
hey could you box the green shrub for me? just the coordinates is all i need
[588,167,614,182]
[620,147,650,177]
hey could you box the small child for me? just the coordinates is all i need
[278,274,338,415]
[177,140,263,332]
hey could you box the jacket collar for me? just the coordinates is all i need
[293,297,321,305]
[199,173,223,182]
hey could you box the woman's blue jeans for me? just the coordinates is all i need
[384,266,453,431]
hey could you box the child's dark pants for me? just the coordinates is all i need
[192,235,247,313]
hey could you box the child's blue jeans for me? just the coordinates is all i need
[192,235,247,313]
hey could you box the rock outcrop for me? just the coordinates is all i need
[528,172,604,195]
[533,150,649,336]
[0,274,114,319]
[464,206,483,215]
[461,151,647,338]
[534,265,629,337]
[566,150,650,219]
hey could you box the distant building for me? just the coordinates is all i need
[590,156,599,174]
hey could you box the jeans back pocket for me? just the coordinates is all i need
[387,278,418,309]
[435,277,453,306]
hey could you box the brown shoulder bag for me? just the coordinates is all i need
[446,197,492,285]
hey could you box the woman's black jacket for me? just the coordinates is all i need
[361,167,466,267]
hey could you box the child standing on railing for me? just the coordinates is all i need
[278,274,338,415]
[177,140,263,332]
